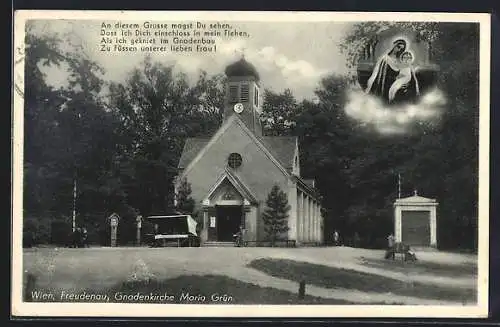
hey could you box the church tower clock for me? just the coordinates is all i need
[223,57,263,136]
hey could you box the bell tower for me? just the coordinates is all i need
[223,57,263,137]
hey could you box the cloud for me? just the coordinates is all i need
[30,20,341,101]
[255,46,326,80]
[214,42,327,83]
[218,39,247,56]
[344,86,447,135]
[190,41,328,99]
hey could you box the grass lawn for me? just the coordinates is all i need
[248,258,476,304]
[25,274,354,305]
[358,257,477,278]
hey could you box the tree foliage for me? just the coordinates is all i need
[22,28,224,245]
[259,22,479,250]
[22,22,479,251]
[107,56,225,216]
[175,178,195,215]
[261,88,298,136]
[333,22,479,249]
[262,185,291,244]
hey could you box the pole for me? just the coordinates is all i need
[72,178,77,232]
[136,216,142,246]
[298,280,306,300]
[397,173,401,199]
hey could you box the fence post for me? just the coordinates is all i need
[298,280,306,300]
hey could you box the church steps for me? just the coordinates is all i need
[203,241,235,247]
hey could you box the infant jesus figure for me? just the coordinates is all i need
[388,50,421,104]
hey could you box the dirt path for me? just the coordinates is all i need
[23,247,478,305]
[124,248,475,305]
[262,249,476,289]
[215,264,465,305]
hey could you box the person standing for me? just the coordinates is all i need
[81,227,89,248]
[353,232,361,248]
[385,233,395,260]
[333,230,340,246]
[72,228,82,248]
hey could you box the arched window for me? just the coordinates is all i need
[228,153,243,169]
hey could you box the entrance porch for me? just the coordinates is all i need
[199,170,259,246]
[208,205,244,242]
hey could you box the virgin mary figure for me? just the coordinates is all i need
[365,38,408,103]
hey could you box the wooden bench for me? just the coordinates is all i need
[146,234,199,247]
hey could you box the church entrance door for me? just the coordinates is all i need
[215,205,243,242]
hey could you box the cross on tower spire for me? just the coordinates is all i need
[235,46,247,59]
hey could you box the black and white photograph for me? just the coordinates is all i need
[12,11,490,317]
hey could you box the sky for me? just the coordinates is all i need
[31,19,353,101]
[26,18,462,135]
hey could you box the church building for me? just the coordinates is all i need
[175,57,323,246]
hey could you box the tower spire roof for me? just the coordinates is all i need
[224,57,260,81]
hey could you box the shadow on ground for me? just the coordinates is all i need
[358,257,477,277]
[247,258,476,304]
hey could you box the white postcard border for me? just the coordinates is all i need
[11,10,491,318]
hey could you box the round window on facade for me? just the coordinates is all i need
[228,153,243,169]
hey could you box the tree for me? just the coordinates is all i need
[293,75,357,244]
[175,178,195,215]
[22,23,131,244]
[262,185,291,245]
[259,75,356,244]
[21,24,226,245]
[338,22,480,250]
[108,56,224,216]
[261,88,298,136]
[22,23,69,215]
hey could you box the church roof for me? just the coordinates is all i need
[177,136,297,170]
[291,175,321,200]
[303,179,315,189]
[203,168,260,205]
[178,138,210,169]
[261,136,297,170]
[224,58,260,81]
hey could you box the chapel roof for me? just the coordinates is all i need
[224,57,260,81]
[394,193,438,205]
[177,136,297,170]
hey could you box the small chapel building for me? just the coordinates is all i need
[175,57,323,246]
[393,191,438,248]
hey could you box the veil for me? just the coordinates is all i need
[365,37,408,94]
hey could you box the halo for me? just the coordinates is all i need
[391,35,411,49]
